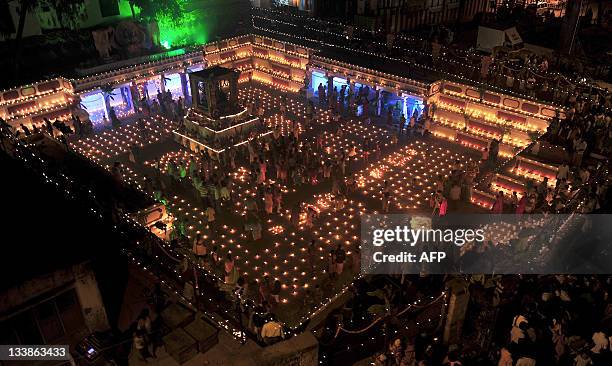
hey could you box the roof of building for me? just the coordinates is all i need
[316,46,441,84]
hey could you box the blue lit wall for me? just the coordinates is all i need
[80,84,134,124]
[80,92,106,124]
[382,91,404,119]
[311,71,327,96]
[403,96,424,118]
[146,78,164,101]
[333,77,348,91]
[165,73,183,99]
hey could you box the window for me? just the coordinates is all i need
[36,302,65,342]
[56,290,86,333]
[12,312,44,345]
[0,289,85,345]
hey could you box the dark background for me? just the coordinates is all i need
[0,153,129,327]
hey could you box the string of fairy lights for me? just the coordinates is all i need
[1,13,604,346]
[61,86,349,328]
[6,132,251,342]
[253,7,607,104]
[8,80,594,351]
[58,82,473,336]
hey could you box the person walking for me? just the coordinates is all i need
[133,329,154,362]
[335,244,346,276]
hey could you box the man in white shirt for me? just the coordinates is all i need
[573,138,587,167]
[556,162,569,181]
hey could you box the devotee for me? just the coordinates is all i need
[510,192,519,212]
[335,244,346,276]
[572,136,587,167]
[557,161,570,181]
[273,186,282,213]
[439,196,448,216]
[258,276,271,304]
[264,187,274,215]
[133,329,154,362]
[317,83,326,105]
[19,123,31,136]
[327,249,337,280]
[573,351,593,366]
[224,254,236,284]
[492,191,505,214]
[489,139,499,164]
[408,114,416,136]
[250,303,268,342]
[389,338,403,365]
[399,114,406,136]
[430,190,443,215]
[261,314,284,345]
[270,280,281,305]
[192,233,207,265]
[382,191,391,213]
[481,148,489,164]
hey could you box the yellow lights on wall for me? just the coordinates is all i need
[441,88,556,122]
[207,51,254,67]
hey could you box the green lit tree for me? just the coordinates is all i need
[12,0,38,79]
[50,0,87,29]
[127,0,182,23]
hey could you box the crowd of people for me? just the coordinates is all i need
[253,7,610,108]
[132,94,384,345]
[3,17,611,360]
[139,89,186,123]
[484,88,611,216]
[15,114,92,146]
[494,275,612,366]
[365,274,612,366]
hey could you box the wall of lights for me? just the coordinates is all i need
[203,34,311,94]
[427,80,560,158]
[0,78,76,129]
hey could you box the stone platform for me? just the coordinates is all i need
[173,108,271,154]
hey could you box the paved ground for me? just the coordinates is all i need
[70,83,486,327]
[128,323,260,366]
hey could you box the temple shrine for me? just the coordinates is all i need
[173,66,266,154]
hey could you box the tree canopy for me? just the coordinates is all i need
[128,0,182,24]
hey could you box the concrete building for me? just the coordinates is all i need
[0,262,110,350]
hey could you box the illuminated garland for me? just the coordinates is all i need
[252,7,606,104]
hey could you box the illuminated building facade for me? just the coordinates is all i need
[2,29,564,209]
